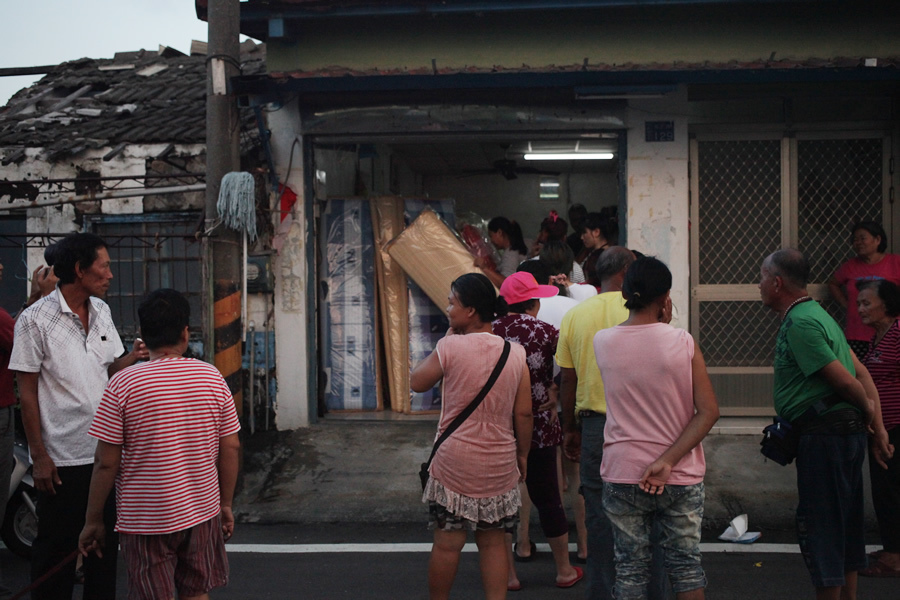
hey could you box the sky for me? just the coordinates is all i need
[0,0,225,106]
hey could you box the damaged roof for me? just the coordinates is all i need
[0,40,265,162]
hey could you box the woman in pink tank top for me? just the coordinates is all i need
[593,257,719,600]
[411,273,533,600]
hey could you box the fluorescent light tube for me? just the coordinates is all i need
[524,153,614,160]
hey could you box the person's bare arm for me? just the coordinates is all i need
[827,279,847,309]
[640,345,720,495]
[851,353,894,469]
[108,338,149,377]
[560,367,580,461]
[819,359,873,423]
[410,350,443,392]
[512,366,533,482]
[16,371,61,494]
[78,441,122,557]
[217,432,241,540]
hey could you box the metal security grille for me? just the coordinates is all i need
[86,213,203,339]
[691,131,890,413]
[798,137,884,285]
[698,140,782,285]
[698,301,777,367]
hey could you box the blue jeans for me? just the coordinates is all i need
[580,415,672,600]
[796,433,867,587]
[603,482,706,599]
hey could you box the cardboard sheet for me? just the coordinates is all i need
[371,196,410,413]
[386,208,488,312]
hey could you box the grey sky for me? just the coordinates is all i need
[0,0,218,106]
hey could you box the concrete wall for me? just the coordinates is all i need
[624,87,691,329]
[268,97,310,429]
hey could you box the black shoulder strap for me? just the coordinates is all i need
[425,340,511,468]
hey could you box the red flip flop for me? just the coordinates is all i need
[556,566,584,588]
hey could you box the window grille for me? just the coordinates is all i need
[86,213,203,339]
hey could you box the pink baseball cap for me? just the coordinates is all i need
[500,271,559,305]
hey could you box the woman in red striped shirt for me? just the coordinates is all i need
[856,279,900,577]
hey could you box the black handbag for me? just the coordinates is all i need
[419,340,511,490]
[760,395,840,466]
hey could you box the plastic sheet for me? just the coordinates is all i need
[457,212,498,272]
[321,198,378,411]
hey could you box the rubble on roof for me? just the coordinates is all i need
[0,41,266,162]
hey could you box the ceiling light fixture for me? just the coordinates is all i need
[524,152,614,161]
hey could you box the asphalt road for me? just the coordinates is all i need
[2,523,898,599]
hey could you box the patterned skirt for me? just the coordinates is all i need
[423,476,520,531]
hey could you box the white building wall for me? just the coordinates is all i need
[267,98,310,428]
[625,87,691,329]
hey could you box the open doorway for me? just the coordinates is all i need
[313,134,625,416]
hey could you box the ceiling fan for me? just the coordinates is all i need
[458,159,560,181]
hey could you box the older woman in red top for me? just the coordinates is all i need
[855,280,900,577]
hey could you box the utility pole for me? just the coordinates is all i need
[205,0,243,415]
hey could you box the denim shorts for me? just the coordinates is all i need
[602,481,706,599]
[795,432,867,587]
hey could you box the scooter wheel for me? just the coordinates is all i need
[1,484,38,559]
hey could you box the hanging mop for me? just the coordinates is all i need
[216,171,257,353]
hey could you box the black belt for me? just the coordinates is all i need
[578,410,604,419]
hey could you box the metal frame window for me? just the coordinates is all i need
[690,130,892,415]
[85,212,204,339]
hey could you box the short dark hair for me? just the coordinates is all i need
[451,273,508,323]
[43,242,61,267]
[138,288,190,350]
[507,298,539,314]
[538,241,574,279]
[623,256,672,310]
[852,221,888,253]
[53,233,107,285]
[768,249,810,289]
[857,279,900,318]
[597,246,635,282]
[517,259,565,296]
[567,203,587,226]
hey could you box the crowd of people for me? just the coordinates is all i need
[1,212,899,600]
[418,214,900,600]
[1,233,240,600]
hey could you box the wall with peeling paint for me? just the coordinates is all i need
[267,98,310,429]
[624,87,691,329]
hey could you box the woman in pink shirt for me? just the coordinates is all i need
[829,221,900,358]
[411,273,533,600]
[593,257,719,600]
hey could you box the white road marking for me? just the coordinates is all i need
[226,542,883,554]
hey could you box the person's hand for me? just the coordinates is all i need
[131,338,150,361]
[516,455,528,483]
[639,459,672,495]
[32,451,61,494]
[78,520,106,557]
[563,431,581,462]
[29,265,57,304]
[550,273,571,287]
[871,427,895,470]
[537,384,558,412]
[221,506,235,541]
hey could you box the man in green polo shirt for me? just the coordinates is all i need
[759,249,889,599]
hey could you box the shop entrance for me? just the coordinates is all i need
[311,132,626,416]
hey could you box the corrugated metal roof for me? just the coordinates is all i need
[0,41,266,161]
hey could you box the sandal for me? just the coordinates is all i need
[859,560,900,578]
[514,541,536,562]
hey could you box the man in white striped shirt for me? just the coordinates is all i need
[78,288,241,600]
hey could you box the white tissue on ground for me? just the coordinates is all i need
[718,513,762,544]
